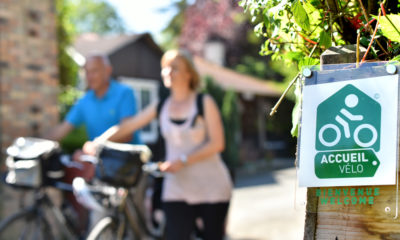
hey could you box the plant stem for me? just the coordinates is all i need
[356,31,361,67]
[269,74,300,116]
[362,9,383,63]
[358,0,373,32]
[269,44,318,116]
[357,0,389,56]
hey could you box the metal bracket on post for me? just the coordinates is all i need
[302,68,312,78]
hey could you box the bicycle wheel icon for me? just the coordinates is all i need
[318,123,377,147]
[318,124,341,147]
[353,124,377,147]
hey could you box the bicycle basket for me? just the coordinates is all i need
[5,137,64,188]
[95,141,151,187]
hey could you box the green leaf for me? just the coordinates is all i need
[254,22,264,34]
[291,103,300,137]
[303,1,320,24]
[285,51,305,62]
[390,55,400,62]
[291,0,311,32]
[378,14,400,42]
[319,31,332,49]
[291,77,302,137]
[298,57,320,71]
[360,36,370,47]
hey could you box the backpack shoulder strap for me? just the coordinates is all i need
[196,93,204,117]
[191,93,204,127]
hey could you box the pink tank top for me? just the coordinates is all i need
[160,96,232,204]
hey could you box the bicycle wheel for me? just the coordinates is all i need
[87,216,138,240]
[0,208,54,240]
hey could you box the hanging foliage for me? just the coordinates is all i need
[240,0,400,136]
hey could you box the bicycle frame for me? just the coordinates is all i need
[38,188,78,239]
[84,172,165,240]
[4,186,80,239]
[0,137,90,239]
[124,187,154,238]
[110,188,144,239]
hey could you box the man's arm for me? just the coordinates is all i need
[44,121,74,141]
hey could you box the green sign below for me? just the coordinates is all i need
[315,149,379,178]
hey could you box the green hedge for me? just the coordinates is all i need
[202,76,241,173]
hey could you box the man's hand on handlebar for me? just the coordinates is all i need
[82,141,98,156]
[68,149,96,182]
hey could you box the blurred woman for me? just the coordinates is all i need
[85,49,232,240]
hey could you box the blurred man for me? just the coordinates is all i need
[48,54,140,144]
[46,54,141,235]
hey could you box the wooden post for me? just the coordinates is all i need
[320,45,366,66]
[303,45,367,240]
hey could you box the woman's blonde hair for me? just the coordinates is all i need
[161,49,200,90]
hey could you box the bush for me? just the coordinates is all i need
[202,76,241,175]
[58,86,87,153]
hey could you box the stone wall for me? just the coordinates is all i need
[0,0,60,223]
[0,0,59,155]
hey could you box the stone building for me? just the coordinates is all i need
[0,0,59,222]
[0,0,59,155]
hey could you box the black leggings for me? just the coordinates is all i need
[163,201,229,240]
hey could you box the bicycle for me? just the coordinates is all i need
[318,122,378,147]
[318,93,378,148]
[0,137,92,240]
[73,141,165,240]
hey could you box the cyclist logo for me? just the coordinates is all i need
[315,84,381,179]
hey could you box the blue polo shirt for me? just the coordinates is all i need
[66,80,141,144]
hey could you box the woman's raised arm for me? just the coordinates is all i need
[83,102,158,155]
[108,101,158,142]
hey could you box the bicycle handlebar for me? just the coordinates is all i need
[142,162,164,178]
[79,154,98,164]
[72,177,118,212]
[72,161,164,213]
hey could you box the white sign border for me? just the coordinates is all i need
[298,74,399,187]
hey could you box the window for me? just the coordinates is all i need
[119,77,159,143]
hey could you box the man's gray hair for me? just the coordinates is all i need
[85,53,111,66]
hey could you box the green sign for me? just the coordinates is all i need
[315,149,379,178]
[316,187,380,206]
[315,84,381,179]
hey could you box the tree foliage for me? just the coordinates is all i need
[56,0,127,87]
[202,76,240,175]
[56,0,79,87]
[241,0,400,137]
[55,0,125,151]
[160,0,192,50]
[240,0,400,69]
[68,0,126,35]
